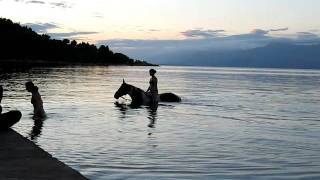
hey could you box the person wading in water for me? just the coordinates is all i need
[146,69,158,105]
[25,81,46,119]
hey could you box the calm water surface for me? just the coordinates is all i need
[1,66,320,179]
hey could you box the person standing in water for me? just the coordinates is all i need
[146,69,158,105]
[25,81,45,119]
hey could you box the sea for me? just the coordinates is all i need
[1,65,320,179]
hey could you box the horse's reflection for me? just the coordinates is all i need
[114,101,158,128]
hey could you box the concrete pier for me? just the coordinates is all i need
[0,129,88,180]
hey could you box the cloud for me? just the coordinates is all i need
[136,29,160,33]
[92,12,104,18]
[309,29,320,33]
[25,0,45,4]
[181,29,226,38]
[97,29,320,63]
[295,32,320,44]
[250,28,289,35]
[23,22,59,33]
[48,31,99,39]
[14,0,72,8]
[226,29,272,43]
[250,29,269,35]
[50,2,72,8]
[296,32,319,39]
[23,22,99,40]
[270,27,289,32]
[99,29,274,52]
[94,15,104,18]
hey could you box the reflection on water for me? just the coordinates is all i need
[147,103,158,128]
[115,102,128,119]
[115,101,158,129]
[1,66,320,179]
[29,117,46,141]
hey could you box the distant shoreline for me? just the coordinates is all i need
[4,59,320,71]
[0,59,158,67]
[160,64,320,70]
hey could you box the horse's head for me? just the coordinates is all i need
[114,79,132,99]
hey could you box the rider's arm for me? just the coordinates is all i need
[147,77,152,92]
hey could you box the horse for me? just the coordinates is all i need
[114,79,181,107]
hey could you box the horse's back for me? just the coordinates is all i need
[159,93,181,102]
[0,110,22,130]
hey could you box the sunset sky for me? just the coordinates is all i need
[1,0,320,60]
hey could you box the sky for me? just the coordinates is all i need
[1,0,320,61]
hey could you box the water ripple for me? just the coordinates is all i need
[2,66,319,179]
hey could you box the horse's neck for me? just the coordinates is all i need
[127,85,145,104]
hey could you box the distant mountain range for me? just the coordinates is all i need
[153,43,320,69]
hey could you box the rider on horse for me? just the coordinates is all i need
[146,69,158,104]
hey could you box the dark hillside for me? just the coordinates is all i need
[0,18,154,66]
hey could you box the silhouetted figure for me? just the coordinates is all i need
[146,69,158,105]
[114,79,181,107]
[0,85,22,130]
[25,81,45,119]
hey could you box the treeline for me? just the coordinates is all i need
[0,18,154,66]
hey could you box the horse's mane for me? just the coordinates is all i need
[126,83,145,93]
[125,83,145,106]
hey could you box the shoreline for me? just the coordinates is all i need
[0,59,158,67]
[0,129,88,180]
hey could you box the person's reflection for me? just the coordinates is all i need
[147,102,158,128]
[29,117,46,140]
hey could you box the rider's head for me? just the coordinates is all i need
[25,81,38,92]
[149,69,156,76]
